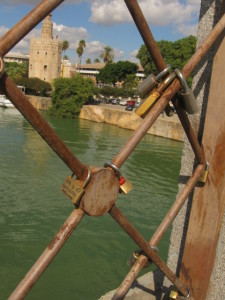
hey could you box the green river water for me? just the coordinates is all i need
[0,107,183,299]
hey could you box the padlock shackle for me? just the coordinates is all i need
[174,69,189,92]
[0,56,5,78]
[155,64,171,81]
[138,64,171,97]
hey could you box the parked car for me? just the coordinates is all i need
[111,98,120,105]
[125,105,134,111]
[103,98,111,104]
[126,100,135,107]
[134,102,141,108]
[120,99,127,106]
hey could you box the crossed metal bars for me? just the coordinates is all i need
[0,0,224,299]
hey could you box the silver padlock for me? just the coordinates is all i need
[175,69,198,114]
[138,64,171,97]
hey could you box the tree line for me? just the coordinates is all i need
[62,39,114,65]
[4,35,197,118]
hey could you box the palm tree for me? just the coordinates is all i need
[94,58,100,63]
[86,58,91,64]
[100,46,114,64]
[76,39,86,67]
[62,40,69,59]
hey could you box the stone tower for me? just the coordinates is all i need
[29,14,62,83]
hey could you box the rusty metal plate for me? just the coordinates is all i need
[81,166,119,216]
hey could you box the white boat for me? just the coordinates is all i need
[0,94,15,108]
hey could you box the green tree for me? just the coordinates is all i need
[5,62,28,82]
[123,73,139,95]
[116,61,138,82]
[94,58,100,63]
[86,58,92,64]
[49,75,94,118]
[96,61,138,86]
[137,35,197,76]
[16,77,52,96]
[76,39,86,66]
[100,46,114,64]
[62,40,69,59]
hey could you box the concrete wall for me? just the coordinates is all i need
[26,95,51,111]
[80,105,184,142]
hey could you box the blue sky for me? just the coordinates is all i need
[0,0,201,63]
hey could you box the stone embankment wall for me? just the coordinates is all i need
[80,105,184,142]
[26,95,51,111]
[25,96,184,142]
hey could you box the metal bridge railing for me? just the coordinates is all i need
[0,0,224,299]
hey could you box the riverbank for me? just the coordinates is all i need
[80,104,184,142]
[25,96,184,142]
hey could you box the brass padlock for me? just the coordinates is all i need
[198,162,209,183]
[104,162,133,195]
[136,72,176,118]
[169,290,179,299]
[61,168,91,206]
[135,89,160,118]
[175,69,198,114]
[119,176,133,194]
[138,64,171,97]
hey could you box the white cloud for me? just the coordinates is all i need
[90,0,200,36]
[52,22,88,49]
[129,50,139,63]
[177,23,199,36]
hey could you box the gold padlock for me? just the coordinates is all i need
[136,72,176,118]
[119,177,133,194]
[169,290,179,299]
[61,168,91,206]
[61,176,85,205]
[135,89,160,118]
[198,162,209,183]
[104,162,133,195]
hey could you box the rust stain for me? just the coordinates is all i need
[48,224,67,250]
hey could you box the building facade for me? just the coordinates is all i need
[71,62,145,86]
[4,52,29,64]
[29,14,62,83]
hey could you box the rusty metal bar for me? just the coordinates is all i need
[124,0,173,115]
[0,0,64,57]
[0,73,88,180]
[109,205,189,298]
[112,12,225,168]
[8,208,85,300]
[112,164,205,299]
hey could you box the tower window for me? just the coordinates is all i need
[37,51,39,54]
[45,52,47,55]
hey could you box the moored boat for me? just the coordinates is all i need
[0,94,15,108]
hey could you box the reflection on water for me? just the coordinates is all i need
[0,108,183,299]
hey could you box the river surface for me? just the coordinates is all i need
[0,107,183,299]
